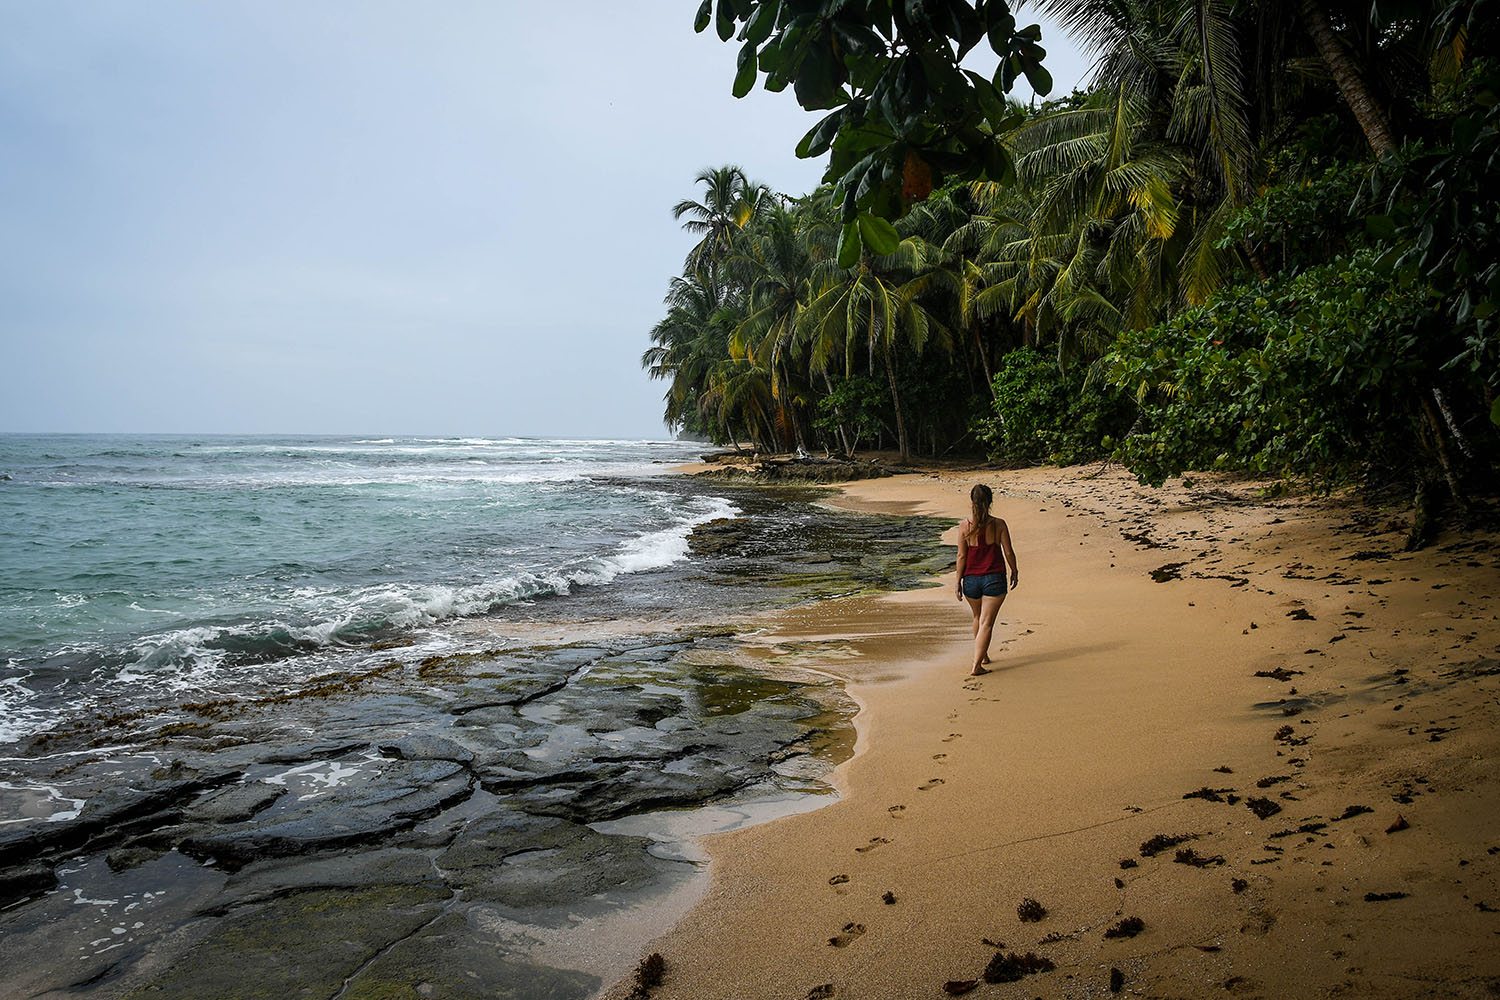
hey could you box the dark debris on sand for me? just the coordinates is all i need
[1246,796,1283,819]
[1016,897,1048,922]
[1175,847,1227,867]
[943,981,979,996]
[982,951,1056,983]
[625,952,665,1000]
[1184,786,1236,803]
[1150,562,1187,582]
[1104,916,1146,939]
[1141,833,1199,857]
[1110,967,1126,993]
[1364,891,1409,902]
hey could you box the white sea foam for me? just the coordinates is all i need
[573,493,739,586]
[0,671,44,745]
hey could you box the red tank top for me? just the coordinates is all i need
[964,520,1004,576]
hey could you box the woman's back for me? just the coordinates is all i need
[964,516,1005,576]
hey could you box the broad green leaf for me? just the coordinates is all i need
[694,0,712,33]
[1491,397,1500,426]
[1021,59,1052,96]
[733,40,759,98]
[793,45,839,109]
[795,108,844,158]
[985,3,1015,52]
[745,0,779,44]
[965,70,1008,129]
[857,212,900,255]
[716,0,737,41]
[837,220,861,268]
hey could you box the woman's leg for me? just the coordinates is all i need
[972,594,1007,673]
[964,595,990,673]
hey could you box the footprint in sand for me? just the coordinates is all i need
[888,804,906,818]
[918,777,946,791]
[855,837,891,854]
[828,922,866,947]
[932,753,947,760]
[829,874,850,885]
[941,733,963,743]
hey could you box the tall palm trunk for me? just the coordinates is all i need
[881,336,911,463]
[974,325,996,399]
[1297,0,1397,157]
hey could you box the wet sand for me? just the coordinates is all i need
[610,465,1500,999]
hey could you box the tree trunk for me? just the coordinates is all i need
[881,336,911,463]
[1419,390,1469,514]
[975,325,996,399]
[1405,474,1439,551]
[1431,386,1475,459]
[1240,239,1271,283]
[1297,0,1397,157]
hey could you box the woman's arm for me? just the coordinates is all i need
[954,520,969,600]
[999,519,1019,589]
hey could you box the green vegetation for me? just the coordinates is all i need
[648,1,1498,541]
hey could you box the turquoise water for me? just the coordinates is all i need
[0,434,730,742]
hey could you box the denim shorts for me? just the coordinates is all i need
[962,572,1008,599]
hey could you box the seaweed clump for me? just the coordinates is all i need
[1174,847,1226,867]
[1246,796,1283,819]
[1104,916,1145,939]
[1140,832,1198,857]
[1016,897,1047,922]
[982,951,1056,983]
[625,953,665,1000]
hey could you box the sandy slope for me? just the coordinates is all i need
[608,466,1500,1000]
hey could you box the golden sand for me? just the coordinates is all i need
[609,466,1500,999]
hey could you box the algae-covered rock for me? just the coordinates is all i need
[343,912,598,1000]
[123,884,450,1000]
[438,809,666,913]
[177,760,473,868]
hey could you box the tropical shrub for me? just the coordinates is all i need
[1105,252,1438,487]
[975,347,1129,465]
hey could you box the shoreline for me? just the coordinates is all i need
[607,465,1500,999]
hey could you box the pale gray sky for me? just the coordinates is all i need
[0,3,1091,437]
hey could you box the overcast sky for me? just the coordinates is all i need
[0,3,1091,438]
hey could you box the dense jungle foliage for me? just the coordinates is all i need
[644,0,1499,540]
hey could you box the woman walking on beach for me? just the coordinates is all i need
[956,484,1018,676]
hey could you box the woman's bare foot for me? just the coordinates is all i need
[970,664,990,676]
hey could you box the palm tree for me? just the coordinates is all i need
[641,275,745,442]
[671,165,771,290]
[726,203,817,451]
[799,232,953,462]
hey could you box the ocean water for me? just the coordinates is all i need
[0,434,733,745]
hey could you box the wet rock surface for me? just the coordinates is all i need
[0,485,953,999]
[692,456,902,484]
